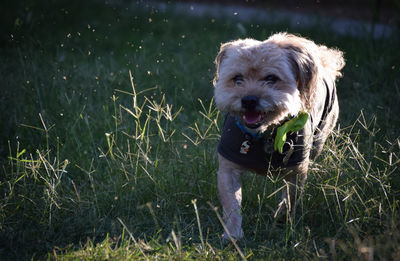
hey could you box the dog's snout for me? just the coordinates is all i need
[241,95,259,110]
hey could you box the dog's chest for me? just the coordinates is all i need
[218,115,306,171]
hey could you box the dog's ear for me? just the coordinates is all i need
[281,41,319,109]
[318,46,345,79]
[213,42,232,86]
[284,41,345,108]
[284,45,316,94]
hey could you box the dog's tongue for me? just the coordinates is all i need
[244,111,262,124]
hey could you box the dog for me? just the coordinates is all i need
[213,33,345,240]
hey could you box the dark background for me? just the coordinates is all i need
[172,0,399,25]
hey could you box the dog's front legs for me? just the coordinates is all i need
[218,154,244,240]
[275,162,309,219]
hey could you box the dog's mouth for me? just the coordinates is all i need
[242,111,265,129]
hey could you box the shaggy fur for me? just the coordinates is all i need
[213,33,345,240]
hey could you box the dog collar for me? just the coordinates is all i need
[234,111,309,153]
[234,116,273,140]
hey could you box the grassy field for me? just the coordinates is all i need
[1,0,399,259]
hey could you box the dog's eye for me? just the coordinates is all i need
[233,75,244,86]
[263,75,279,85]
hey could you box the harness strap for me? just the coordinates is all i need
[316,80,335,133]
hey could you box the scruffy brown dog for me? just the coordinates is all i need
[213,33,345,240]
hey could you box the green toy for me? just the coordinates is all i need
[274,111,309,154]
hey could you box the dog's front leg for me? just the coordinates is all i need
[218,154,244,240]
[276,162,309,219]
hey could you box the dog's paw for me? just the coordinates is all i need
[274,199,292,223]
[222,228,244,243]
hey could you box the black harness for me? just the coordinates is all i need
[218,115,307,170]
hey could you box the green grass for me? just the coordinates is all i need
[1,0,399,260]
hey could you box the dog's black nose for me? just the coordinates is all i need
[241,95,259,110]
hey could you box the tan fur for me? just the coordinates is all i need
[213,33,345,240]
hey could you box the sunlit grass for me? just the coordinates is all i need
[1,0,399,260]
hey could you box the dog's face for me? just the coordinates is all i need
[214,39,301,132]
[213,33,344,133]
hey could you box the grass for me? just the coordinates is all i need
[0,0,399,259]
